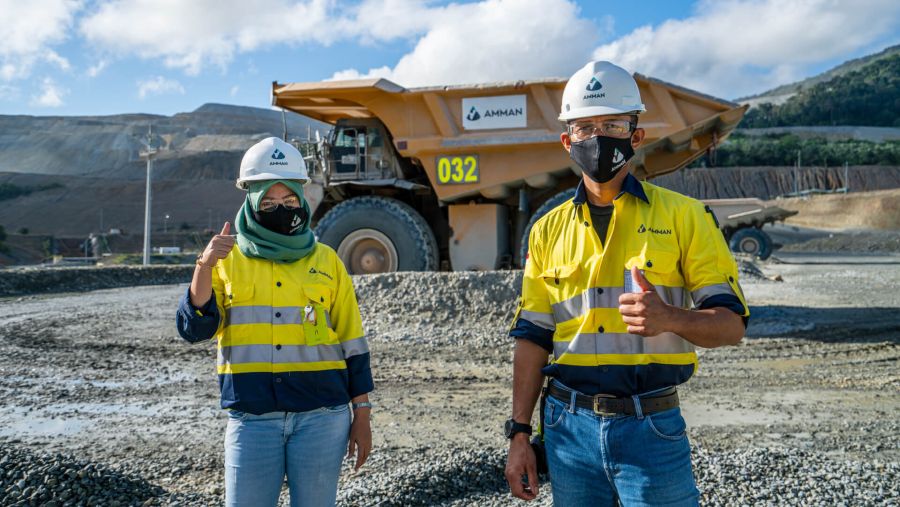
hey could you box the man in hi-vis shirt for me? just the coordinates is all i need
[503,61,749,506]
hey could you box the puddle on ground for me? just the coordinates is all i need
[0,406,92,437]
[0,401,174,438]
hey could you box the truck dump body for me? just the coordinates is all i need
[272,76,746,203]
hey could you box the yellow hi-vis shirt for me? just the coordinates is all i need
[511,174,749,396]
[177,242,373,414]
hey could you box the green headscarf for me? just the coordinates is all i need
[234,179,316,263]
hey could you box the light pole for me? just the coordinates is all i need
[138,125,157,266]
[164,214,170,233]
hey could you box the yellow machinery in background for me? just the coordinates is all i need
[272,75,748,272]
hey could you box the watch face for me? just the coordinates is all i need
[504,419,513,438]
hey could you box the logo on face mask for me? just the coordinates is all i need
[466,107,481,121]
[612,148,624,164]
[586,77,603,91]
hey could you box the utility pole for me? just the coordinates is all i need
[844,161,850,193]
[138,125,157,266]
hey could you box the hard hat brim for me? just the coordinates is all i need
[236,172,310,189]
[558,104,646,122]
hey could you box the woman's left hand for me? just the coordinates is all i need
[347,409,372,471]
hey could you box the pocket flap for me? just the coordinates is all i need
[301,283,332,308]
[224,282,255,304]
[625,249,678,273]
[540,262,581,280]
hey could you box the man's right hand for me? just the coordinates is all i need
[505,433,539,500]
[199,222,235,269]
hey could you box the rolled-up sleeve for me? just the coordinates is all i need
[509,224,556,353]
[681,202,750,326]
[331,258,373,398]
[175,286,221,343]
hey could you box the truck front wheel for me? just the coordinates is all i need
[315,196,438,274]
[728,227,773,260]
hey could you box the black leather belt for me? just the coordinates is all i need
[548,383,679,416]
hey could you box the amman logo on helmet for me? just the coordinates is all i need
[269,148,288,166]
[586,77,603,92]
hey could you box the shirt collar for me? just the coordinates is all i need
[572,173,650,206]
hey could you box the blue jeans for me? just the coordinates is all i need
[224,405,351,507]
[543,382,699,506]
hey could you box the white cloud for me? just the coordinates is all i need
[86,59,108,77]
[331,0,599,87]
[137,76,185,99]
[593,0,900,99]
[0,0,82,80]
[80,0,347,75]
[78,0,598,85]
[230,85,240,97]
[30,77,67,107]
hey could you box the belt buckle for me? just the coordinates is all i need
[592,394,617,416]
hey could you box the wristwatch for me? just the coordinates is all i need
[504,419,532,439]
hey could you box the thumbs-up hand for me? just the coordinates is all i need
[618,266,672,336]
[199,222,235,269]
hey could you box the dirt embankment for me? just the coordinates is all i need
[654,166,900,200]
[773,188,900,230]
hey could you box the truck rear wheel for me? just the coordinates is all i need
[315,196,438,273]
[729,227,773,260]
[519,188,577,266]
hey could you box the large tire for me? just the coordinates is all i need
[519,188,577,266]
[729,227,773,260]
[315,196,438,273]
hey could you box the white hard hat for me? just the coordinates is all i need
[236,137,309,189]
[559,61,646,122]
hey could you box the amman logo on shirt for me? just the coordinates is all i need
[637,224,672,235]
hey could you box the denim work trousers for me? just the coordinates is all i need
[543,382,699,506]
[224,405,351,506]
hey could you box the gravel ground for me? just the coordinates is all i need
[0,260,898,506]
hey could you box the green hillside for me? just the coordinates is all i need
[738,44,900,103]
[741,54,900,127]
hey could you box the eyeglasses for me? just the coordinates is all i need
[568,120,635,141]
[259,195,301,212]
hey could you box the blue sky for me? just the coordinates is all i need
[1,0,897,117]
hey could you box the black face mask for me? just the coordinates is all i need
[252,205,309,236]
[569,135,635,183]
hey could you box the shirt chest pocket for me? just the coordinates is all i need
[224,282,255,308]
[300,284,337,346]
[624,249,684,291]
[540,262,582,301]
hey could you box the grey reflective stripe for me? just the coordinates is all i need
[655,286,689,309]
[519,309,555,331]
[340,336,369,358]
[553,331,695,357]
[552,287,625,323]
[226,306,334,329]
[552,286,690,323]
[217,343,344,366]
[691,283,737,307]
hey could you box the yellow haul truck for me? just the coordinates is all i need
[272,75,749,273]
